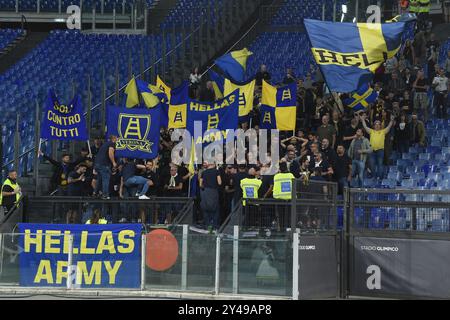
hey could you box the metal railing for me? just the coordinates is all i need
[347,187,450,233]
[219,180,339,236]
[24,196,194,226]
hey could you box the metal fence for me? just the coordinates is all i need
[219,180,339,236]
[2,185,450,298]
[347,188,450,233]
[23,196,194,226]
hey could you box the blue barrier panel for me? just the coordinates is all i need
[18,224,142,288]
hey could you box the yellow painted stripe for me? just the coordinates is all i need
[357,23,387,73]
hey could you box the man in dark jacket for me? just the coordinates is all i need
[39,150,85,195]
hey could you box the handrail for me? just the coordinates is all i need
[1,23,203,171]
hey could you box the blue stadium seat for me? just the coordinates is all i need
[401,179,417,188]
[381,179,396,189]
[370,208,387,229]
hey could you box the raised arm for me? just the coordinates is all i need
[385,118,395,133]
[360,114,371,135]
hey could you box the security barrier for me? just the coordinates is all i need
[2,185,450,299]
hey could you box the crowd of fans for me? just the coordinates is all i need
[2,14,449,230]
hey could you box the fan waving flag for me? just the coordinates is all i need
[136,79,167,108]
[41,90,88,141]
[215,48,253,83]
[259,80,297,131]
[304,19,406,93]
[343,83,378,112]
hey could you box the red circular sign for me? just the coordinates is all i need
[146,229,179,271]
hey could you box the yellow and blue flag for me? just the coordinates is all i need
[215,48,253,83]
[167,81,189,129]
[156,75,172,101]
[343,83,378,112]
[187,90,240,147]
[304,19,406,93]
[259,80,297,131]
[209,70,255,120]
[107,104,162,159]
[154,75,189,129]
[124,77,140,108]
[136,79,167,108]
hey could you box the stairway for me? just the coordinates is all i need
[0,30,27,59]
[0,31,48,75]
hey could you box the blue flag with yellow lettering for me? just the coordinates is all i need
[343,83,378,112]
[304,19,406,93]
[107,104,162,159]
[41,89,88,141]
[215,48,253,83]
[18,223,142,288]
[259,80,297,131]
[187,90,239,147]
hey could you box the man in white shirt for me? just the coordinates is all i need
[432,68,449,119]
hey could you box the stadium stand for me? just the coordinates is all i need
[0,30,184,174]
[160,0,225,29]
[0,28,24,52]
[0,0,155,12]
[247,32,314,84]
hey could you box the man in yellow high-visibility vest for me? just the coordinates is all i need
[240,167,262,228]
[409,0,419,13]
[240,168,262,206]
[0,170,21,213]
[273,162,295,200]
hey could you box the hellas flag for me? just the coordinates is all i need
[187,90,239,147]
[304,18,406,93]
[259,80,297,131]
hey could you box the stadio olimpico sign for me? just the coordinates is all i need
[352,237,450,298]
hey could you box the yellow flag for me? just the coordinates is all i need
[156,75,171,101]
[125,77,139,108]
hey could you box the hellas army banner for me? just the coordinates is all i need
[18,224,142,288]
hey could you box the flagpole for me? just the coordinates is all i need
[37,138,43,156]
[87,140,92,157]
[188,173,192,198]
